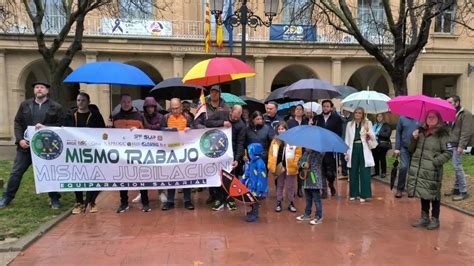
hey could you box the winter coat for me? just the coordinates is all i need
[161,112,193,131]
[406,126,453,200]
[298,150,324,189]
[286,117,308,129]
[194,97,229,128]
[315,112,343,137]
[267,139,302,176]
[240,143,268,198]
[395,116,419,150]
[14,98,64,145]
[244,124,275,161]
[112,107,145,129]
[449,107,473,149]
[144,111,163,130]
[373,122,392,149]
[263,114,282,132]
[345,119,376,168]
[63,105,105,128]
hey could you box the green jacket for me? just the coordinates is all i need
[449,107,473,149]
[406,126,453,200]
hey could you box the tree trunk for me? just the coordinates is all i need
[390,73,408,96]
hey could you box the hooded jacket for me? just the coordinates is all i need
[143,97,163,130]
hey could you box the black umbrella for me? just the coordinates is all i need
[240,96,265,113]
[150,77,206,100]
[283,79,341,100]
[112,99,163,115]
[335,85,358,99]
[264,86,291,103]
[390,159,399,190]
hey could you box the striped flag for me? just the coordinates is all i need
[194,89,207,120]
[216,14,224,49]
[205,0,212,53]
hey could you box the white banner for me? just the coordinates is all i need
[101,18,172,36]
[27,126,233,193]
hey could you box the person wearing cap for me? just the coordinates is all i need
[194,85,230,204]
[0,81,64,209]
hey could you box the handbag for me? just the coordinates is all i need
[366,134,378,149]
[275,162,285,176]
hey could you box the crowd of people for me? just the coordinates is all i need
[0,81,472,229]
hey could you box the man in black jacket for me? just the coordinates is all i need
[315,100,343,199]
[0,81,64,209]
[205,105,246,211]
[63,92,105,214]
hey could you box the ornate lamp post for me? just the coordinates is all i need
[210,0,279,96]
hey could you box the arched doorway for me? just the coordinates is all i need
[111,61,163,107]
[271,64,318,91]
[347,66,391,95]
[21,60,80,109]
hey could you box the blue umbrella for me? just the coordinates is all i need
[64,62,155,86]
[277,125,349,153]
[277,100,304,111]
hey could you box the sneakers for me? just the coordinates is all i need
[349,197,356,201]
[275,201,282,212]
[116,204,129,213]
[161,202,175,211]
[452,192,469,201]
[142,204,151,212]
[227,201,237,211]
[310,217,323,225]
[212,200,225,211]
[184,201,195,210]
[0,197,12,208]
[132,194,141,203]
[426,217,440,230]
[444,188,460,197]
[50,198,61,209]
[89,203,98,213]
[360,198,366,203]
[159,192,167,203]
[71,203,84,214]
[296,214,311,221]
[288,202,297,212]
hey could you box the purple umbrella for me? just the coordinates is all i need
[283,79,341,100]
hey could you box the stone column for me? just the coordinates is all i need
[254,56,266,99]
[0,50,10,137]
[331,57,343,85]
[172,53,185,77]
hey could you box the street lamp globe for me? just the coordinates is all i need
[264,0,279,19]
[210,0,224,16]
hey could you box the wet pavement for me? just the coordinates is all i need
[10,180,474,265]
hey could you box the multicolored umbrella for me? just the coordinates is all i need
[341,90,391,114]
[387,94,456,122]
[182,57,256,86]
[221,170,258,205]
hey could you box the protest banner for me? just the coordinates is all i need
[26,126,233,193]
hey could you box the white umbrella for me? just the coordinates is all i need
[341,90,391,114]
[303,102,322,115]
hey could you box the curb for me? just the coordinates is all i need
[0,208,72,252]
[372,177,474,217]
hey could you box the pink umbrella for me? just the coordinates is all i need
[388,94,456,122]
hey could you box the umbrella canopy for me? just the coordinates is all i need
[112,99,163,115]
[240,96,265,113]
[277,125,349,153]
[221,170,258,205]
[277,100,304,111]
[387,94,456,122]
[182,57,256,86]
[64,62,155,86]
[303,102,322,115]
[220,93,246,106]
[264,86,291,103]
[150,77,206,100]
[335,85,358,99]
[341,90,391,114]
[283,79,341,100]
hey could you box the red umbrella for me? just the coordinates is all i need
[388,94,456,122]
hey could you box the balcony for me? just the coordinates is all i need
[2,15,367,45]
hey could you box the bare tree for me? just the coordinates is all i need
[293,0,474,95]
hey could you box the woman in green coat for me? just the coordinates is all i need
[407,110,453,230]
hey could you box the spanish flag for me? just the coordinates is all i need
[205,0,212,53]
[195,89,207,120]
[216,14,223,49]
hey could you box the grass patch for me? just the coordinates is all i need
[0,160,74,239]
[387,155,474,213]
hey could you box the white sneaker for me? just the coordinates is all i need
[349,197,356,201]
[360,198,366,203]
[310,217,323,225]
[132,193,141,203]
[159,192,167,203]
[296,214,311,221]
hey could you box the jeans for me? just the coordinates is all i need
[120,190,149,205]
[304,189,322,219]
[167,188,191,203]
[3,149,60,201]
[397,146,410,192]
[421,198,440,219]
[276,172,296,202]
[452,151,468,193]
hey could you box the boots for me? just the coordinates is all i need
[411,211,430,228]
[426,217,440,230]
[246,203,259,222]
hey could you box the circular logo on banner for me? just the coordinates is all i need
[31,130,63,160]
[199,129,229,158]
